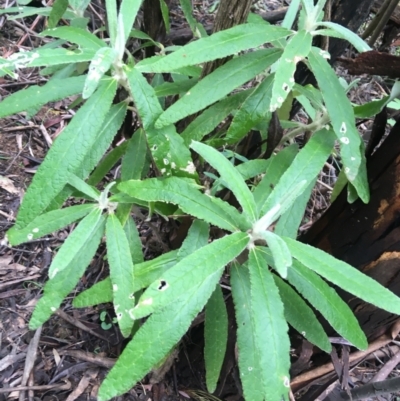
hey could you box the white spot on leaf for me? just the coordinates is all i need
[283,376,290,387]
[340,137,349,145]
[27,233,33,240]
[163,158,169,165]
[32,228,39,233]
[113,284,118,291]
[50,307,56,312]
[340,122,347,133]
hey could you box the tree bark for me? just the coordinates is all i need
[200,0,252,77]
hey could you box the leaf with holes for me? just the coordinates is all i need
[270,30,312,112]
[131,232,249,319]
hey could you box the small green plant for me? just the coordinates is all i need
[2,0,400,400]
[99,310,116,330]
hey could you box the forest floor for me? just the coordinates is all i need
[1,0,400,400]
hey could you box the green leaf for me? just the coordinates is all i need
[275,178,316,238]
[118,177,245,232]
[124,216,144,264]
[258,128,335,218]
[87,141,129,186]
[73,277,113,307]
[5,48,97,69]
[13,79,117,229]
[0,6,75,19]
[235,159,269,180]
[106,214,136,337]
[270,30,312,112]
[248,247,290,401]
[155,49,282,127]
[40,26,106,49]
[48,207,103,279]
[48,0,69,28]
[119,0,143,45]
[126,66,194,178]
[83,47,117,99]
[98,268,222,401]
[284,237,400,318]
[178,220,210,260]
[281,256,368,350]
[136,23,290,73]
[0,76,86,118]
[29,211,106,329]
[154,78,199,97]
[191,141,257,223]
[73,250,179,308]
[77,102,127,179]
[68,174,100,200]
[260,230,292,278]
[205,285,228,393]
[354,96,389,118]
[231,263,264,401]
[316,22,371,52]
[105,0,118,46]
[181,89,251,145]
[179,0,207,37]
[159,0,170,33]
[7,204,95,246]
[307,48,366,199]
[272,274,331,352]
[224,75,274,145]
[131,232,249,319]
[253,144,298,212]
[121,130,148,181]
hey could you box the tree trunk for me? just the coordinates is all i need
[201,0,252,77]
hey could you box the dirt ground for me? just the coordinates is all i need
[2,0,400,400]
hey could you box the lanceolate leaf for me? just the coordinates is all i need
[7,204,95,246]
[73,250,179,308]
[83,47,117,99]
[181,89,251,145]
[48,0,69,28]
[0,76,86,118]
[136,23,291,73]
[258,128,335,217]
[126,67,194,178]
[123,216,144,264]
[284,237,400,317]
[248,247,290,401]
[253,144,298,213]
[231,264,264,401]
[155,49,282,128]
[106,214,136,338]
[205,285,228,393]
[48,208,103,279]
[272,274,331,352]
[270,30,312,112]
[40,26,106,49]
[121,130,148,181]
[178,220,210,260]
[105,0,118,46]
[118,177,244,232]
[307,47,368,202]
[274,178,316,238]
[224,74,274,144]
[98,269,222,401]
[30,212,106,329]
[118,0,143,45]
[5,48,97,69]
[68,174,100,200]
[14,79,117,229]
[131,232,249,319]
[284,257,368,350]
[191,141,257,222]
[316,22,371,52]
[261,230,292,278]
